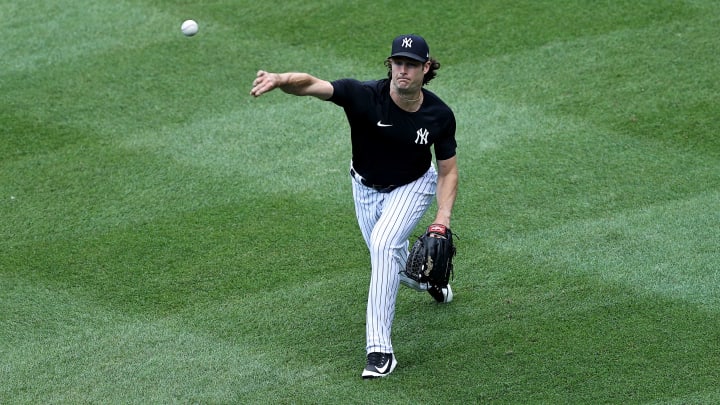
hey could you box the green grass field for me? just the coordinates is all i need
[2,0,719,403]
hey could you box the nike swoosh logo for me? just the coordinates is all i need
[376,121,393,127]
[376,357,392,373]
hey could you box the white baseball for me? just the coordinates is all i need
[181,20,199,36]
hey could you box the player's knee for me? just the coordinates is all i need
[369,236,403,260]
[369,237,389,256]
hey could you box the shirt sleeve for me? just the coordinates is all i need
[433,112,457,160]
[328,78,363,107]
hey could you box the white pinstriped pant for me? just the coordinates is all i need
[351,164,437,354]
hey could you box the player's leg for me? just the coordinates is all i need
[351,179,383,251]
[363,168,437,355]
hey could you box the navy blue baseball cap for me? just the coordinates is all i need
[389,34,430,63]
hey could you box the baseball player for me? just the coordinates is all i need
[250,34,458,378]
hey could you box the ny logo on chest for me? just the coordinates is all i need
[415,128,430,144]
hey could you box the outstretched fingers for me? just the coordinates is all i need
[250,70,277,97]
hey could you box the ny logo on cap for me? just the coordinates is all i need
[402,37,413,48]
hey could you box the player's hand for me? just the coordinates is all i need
[250,70,280,97]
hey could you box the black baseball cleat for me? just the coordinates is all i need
[428,284,453,303]
[362,352,397,378]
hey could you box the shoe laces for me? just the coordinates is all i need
[367,352,388,366]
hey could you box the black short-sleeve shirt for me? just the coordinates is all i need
[329,78,456,186]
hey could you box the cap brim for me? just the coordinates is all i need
[389,52,427,62]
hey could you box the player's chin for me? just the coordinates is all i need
[395,85,418,95]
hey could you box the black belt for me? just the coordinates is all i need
[350,167,398,193]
